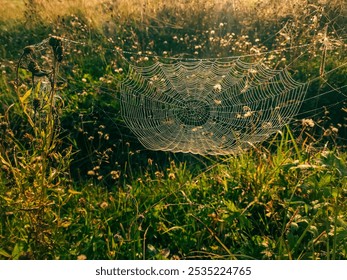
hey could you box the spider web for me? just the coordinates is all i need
[120,58,309,155]
[13,37,346,155]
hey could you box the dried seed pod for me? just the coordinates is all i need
[28,60,40,73]
[55,45,64,62]
[28,60,50,77]
[23,46,34,56]
[49,36,61,48]
[49,36,64,62]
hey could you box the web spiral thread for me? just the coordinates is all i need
[120,58,308,155]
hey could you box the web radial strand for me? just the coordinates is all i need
[120,58,308,155]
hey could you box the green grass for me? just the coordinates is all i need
[0,0,346,260]
[1,122,346,259]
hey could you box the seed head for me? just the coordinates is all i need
[28,60,50,77]
[23,46,34,56]
[49,36,62,48]
[49,36,64,62]
[28,60,40,74]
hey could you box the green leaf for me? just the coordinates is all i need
[0,248,11,259]
[19,88,32,104]
[11,242,25,260]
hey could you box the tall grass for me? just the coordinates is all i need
[1,104,346,259]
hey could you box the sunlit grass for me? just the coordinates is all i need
[2,0,344,29]
[2,127,346,259]
[0,0,25,21]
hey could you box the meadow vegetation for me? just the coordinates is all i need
[0,0,346,259]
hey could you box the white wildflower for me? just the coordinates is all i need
[302,118,315,128]
[213,83,222,92]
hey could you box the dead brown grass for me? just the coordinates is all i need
[0,0,25,21]
[0,0,345,32]
[0,1,341,22]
